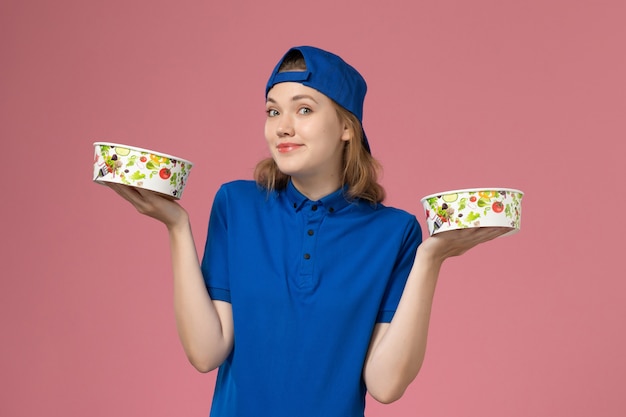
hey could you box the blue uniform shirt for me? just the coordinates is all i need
[201,180,422,417]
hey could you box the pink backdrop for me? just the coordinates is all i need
[2,0,625,416]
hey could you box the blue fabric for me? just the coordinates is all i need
[201,180,422,417]
[266,46,371,154]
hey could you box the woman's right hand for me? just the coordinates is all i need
[107,183,234,371]
[106,183,189,230]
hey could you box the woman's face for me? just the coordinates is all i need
[265,82,350,191]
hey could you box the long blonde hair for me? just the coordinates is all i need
[254,51,386,204]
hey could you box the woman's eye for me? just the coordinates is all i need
[298,107,312,115]
[266,109,279,117]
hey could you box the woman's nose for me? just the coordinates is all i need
[276,117,294,137]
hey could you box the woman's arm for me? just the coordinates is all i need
[363,226,511,403]
[169,219,234,372]
[106,184,234,372]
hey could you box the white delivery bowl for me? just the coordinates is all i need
[93,142,193,199]
[420,188,523,236]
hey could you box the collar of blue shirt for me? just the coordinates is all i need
[284,179,352,213]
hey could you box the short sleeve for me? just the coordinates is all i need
[201,185,232,303]
[376,215,422,322]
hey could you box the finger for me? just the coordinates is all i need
[106,183,144,203]
[440,227,512,245]
[106,185,158,214]
[471,227,514,243]
[134,186,167,201]
[484,226,514,238]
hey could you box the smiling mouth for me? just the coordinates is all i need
[276,143,303,153]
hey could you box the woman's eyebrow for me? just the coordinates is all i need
[291,94,318,103]
[266,95,319,104]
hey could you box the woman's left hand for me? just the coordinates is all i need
[417,226,513,263]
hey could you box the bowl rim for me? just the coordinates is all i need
[93,142,193,165]
[420,188,524,203]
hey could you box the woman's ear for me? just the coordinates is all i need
[341,123,351,142]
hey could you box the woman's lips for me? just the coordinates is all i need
[276,143,303,153]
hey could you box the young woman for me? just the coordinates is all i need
[107,46,509,417]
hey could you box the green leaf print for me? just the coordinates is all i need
[458,198,467,211]
[467,211,481,222]
[130,171,146,180]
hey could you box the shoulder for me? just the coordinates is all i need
[376,203,415,219]
[380,205,421,237]
[211,180,278,216]
[214,180,269,201]
[357,201,418,225]
[218,179,263,194]
[348,201,422,242]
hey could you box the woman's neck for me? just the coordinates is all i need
[291,175,342,201]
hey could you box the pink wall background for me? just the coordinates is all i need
[2,0,625,416]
